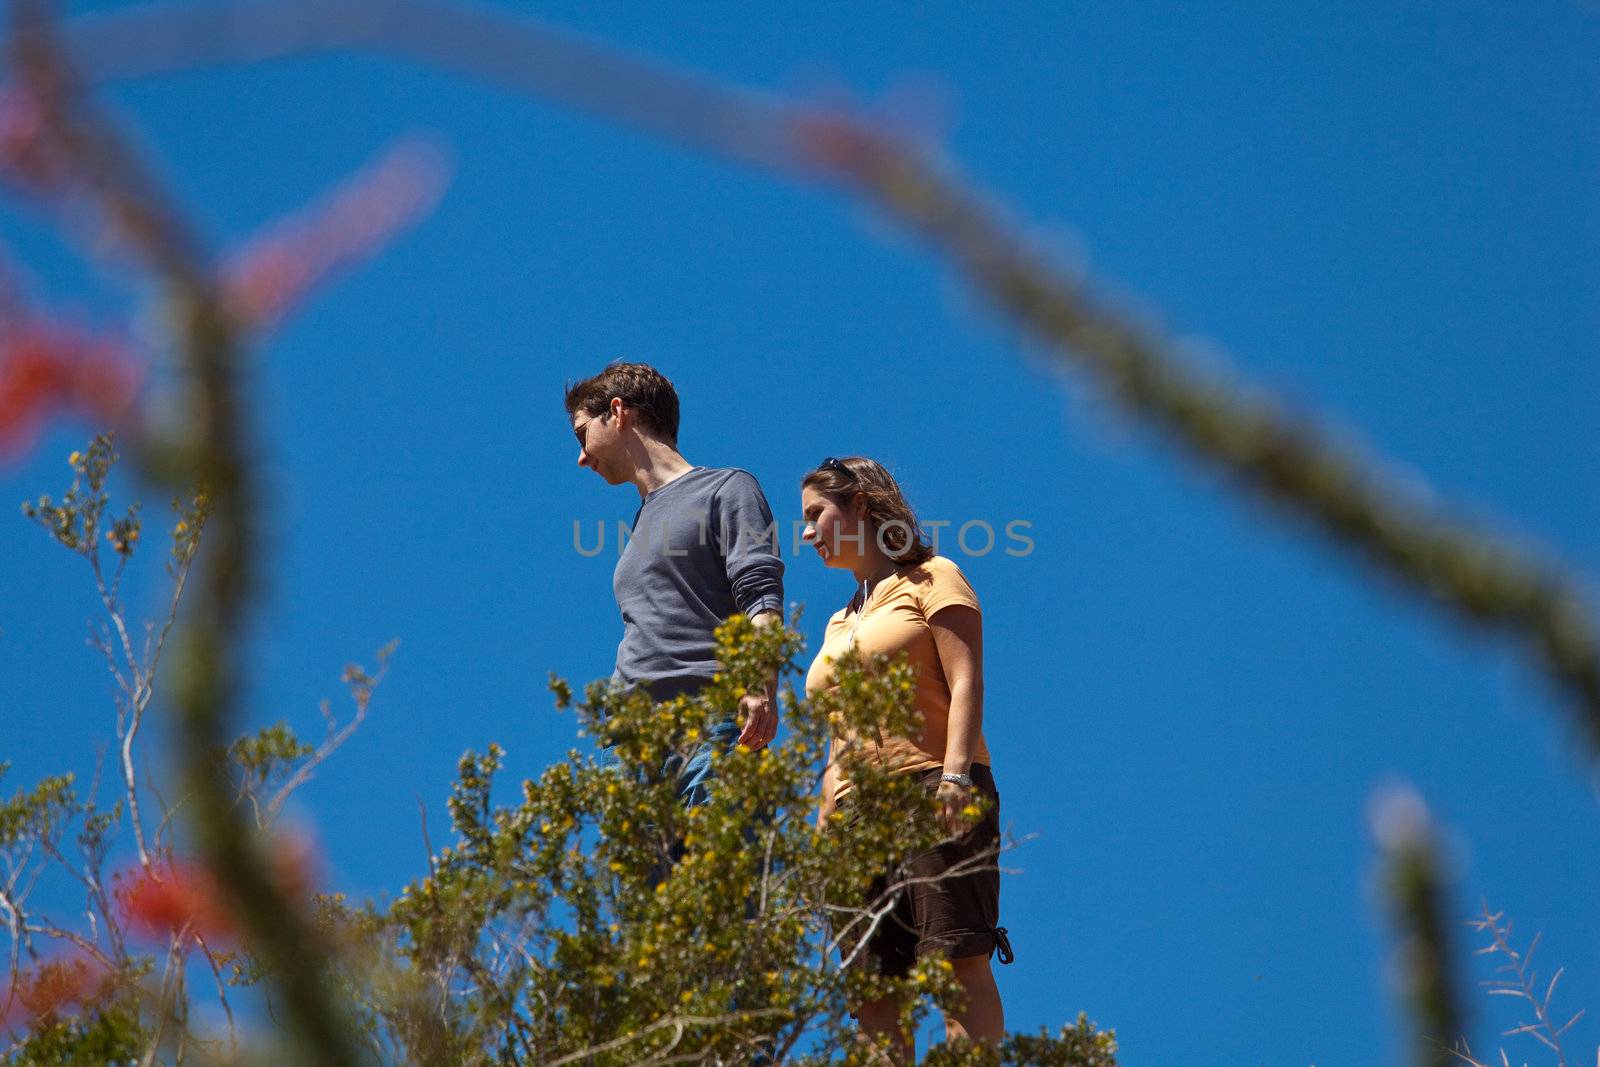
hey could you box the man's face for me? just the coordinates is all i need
[572,407,626,485]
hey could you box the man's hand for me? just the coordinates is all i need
[735,610,782,751]
[736,690,778,750]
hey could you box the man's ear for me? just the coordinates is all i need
[609,396,627,428]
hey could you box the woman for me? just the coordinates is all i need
[800,456,1007,1059]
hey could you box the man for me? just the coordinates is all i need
[565,362,783,801]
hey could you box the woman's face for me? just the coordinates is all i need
[801,485,864,569]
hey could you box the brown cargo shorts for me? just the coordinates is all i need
[849,763,1004,978]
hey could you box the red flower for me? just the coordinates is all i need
[788,108,885,179]
[0,82,74,198]
[0,952,108,1029]
[220,135,451,331]
[785,82,950,185]
[117,836,322,947]
[119,860,234,942]
[0,322,142,458]
[267,829,320,902]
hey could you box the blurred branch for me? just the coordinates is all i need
[15,0,1600,753]
[1372,784,1466,1067]
[4,3,204,282]
[805,120,1600,749]
[5,4,361,1062]
[29,0,799,169]
[3,4,1592,1055]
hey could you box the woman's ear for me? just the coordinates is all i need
[851,491,870,520]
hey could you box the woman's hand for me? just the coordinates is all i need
[935,779,978,838]
[815,796,837,831]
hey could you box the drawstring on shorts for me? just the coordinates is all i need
[992,926,1014,965]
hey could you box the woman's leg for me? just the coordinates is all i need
[944,954,1004,1044]
[857,997,914,1065]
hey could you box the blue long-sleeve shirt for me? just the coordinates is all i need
[612,467,784,700]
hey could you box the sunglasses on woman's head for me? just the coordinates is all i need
[818,457,853,480]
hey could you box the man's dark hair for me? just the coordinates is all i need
[564,362,680,446]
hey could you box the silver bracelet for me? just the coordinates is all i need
[940,772,972,787]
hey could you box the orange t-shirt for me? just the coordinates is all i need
[804,555,990,801]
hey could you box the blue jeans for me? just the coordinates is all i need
[661,718,741,807]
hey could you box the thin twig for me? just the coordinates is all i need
[0,882,26,1025]
[194,934,238,1059]
[119,528,198,867]
[264,657,386,824]
[20,922,113,969]
[1465,901,1573,1067]
[826,840,1006,969]
[543,1007,791,1067]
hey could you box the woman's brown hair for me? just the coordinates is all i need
[801,456,935,566]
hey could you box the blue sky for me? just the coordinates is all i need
[5,2,1599,1062]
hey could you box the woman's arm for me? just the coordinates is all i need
[816,735,841,829]
[930,604,984,834]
